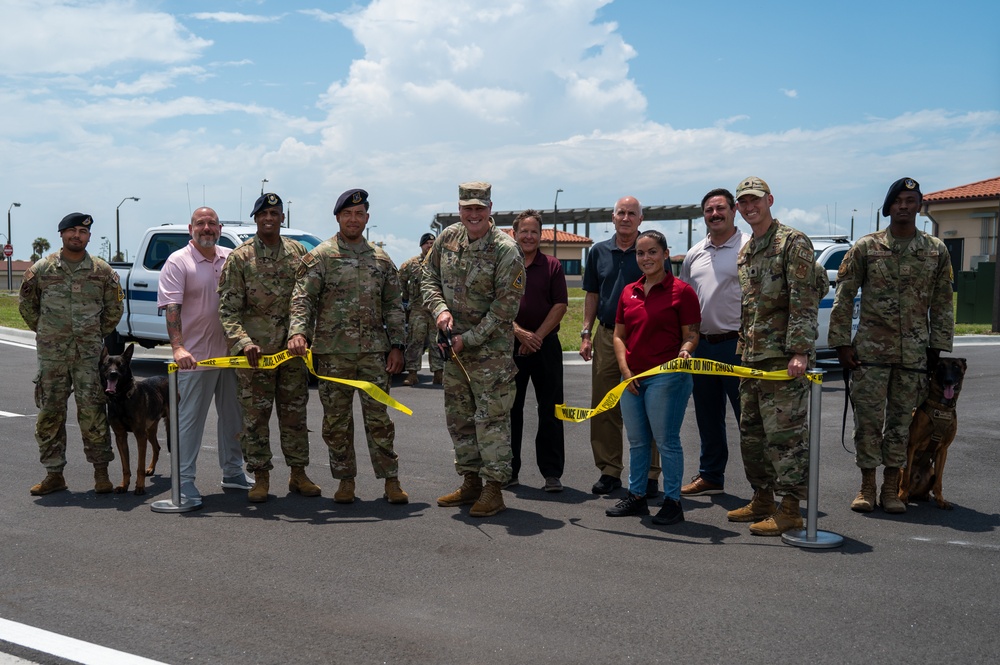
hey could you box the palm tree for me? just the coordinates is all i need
[30,237,51,262]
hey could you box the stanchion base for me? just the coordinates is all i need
[782,529,844,549]
[150,498,203,513]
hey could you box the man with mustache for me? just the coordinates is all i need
[679,188,750,498]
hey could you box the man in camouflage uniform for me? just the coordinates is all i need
[19,212,123,495]
[287,188,408,505]
[729,177,822,536]
[219,193,320,503]
[399,232,444,386]
[830,177,954,514]
[422,181,525,517]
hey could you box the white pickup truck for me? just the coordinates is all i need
[813,235,860,360]
[105,223,322,354]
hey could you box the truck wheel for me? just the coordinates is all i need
[104,331,126,355]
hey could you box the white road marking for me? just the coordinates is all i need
[0,411,25,418]
[909,536,1000,551]
[0,617,170,665]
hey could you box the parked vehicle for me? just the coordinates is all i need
[812,235,860,359]
[106,223,322,354]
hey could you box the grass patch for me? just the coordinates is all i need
[559,287,586,352]
[0,293,27,330]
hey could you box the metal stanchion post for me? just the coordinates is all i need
[782,368,844,549]
[151,369,201,513]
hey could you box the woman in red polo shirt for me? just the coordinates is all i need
[606,230,701,525]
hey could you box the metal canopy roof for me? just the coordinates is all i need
[431,204,702,236]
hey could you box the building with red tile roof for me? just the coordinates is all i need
[922,176,1000,272]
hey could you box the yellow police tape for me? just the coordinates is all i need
[555,358,821,423]
[167,349,413,416]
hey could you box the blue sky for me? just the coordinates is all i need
[2,0,998,264]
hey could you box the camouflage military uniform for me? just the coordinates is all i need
[421,219,525,483]
[736,221,821,500]
[829,229,954,468]
[19,251,123,471]
[287,234,405,479]
[219,235,310,473]
[399,253,444,374]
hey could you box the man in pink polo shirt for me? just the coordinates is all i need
[157,207,249,505]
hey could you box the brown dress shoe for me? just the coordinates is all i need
[681,475,724,496]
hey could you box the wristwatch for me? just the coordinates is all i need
[580,329,591,338]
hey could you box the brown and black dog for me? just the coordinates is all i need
[100,344,170,495]
[899,356,967,510]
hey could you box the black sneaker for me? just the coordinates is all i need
[605,493,649,517]
[652,498,684,525]
[592,474,622,495]
[646,478,660,498]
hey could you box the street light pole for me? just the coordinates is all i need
[553,189,563,265]
[287,200,292,228]
[115,197,139,263]
[261,178,269,195]
[7,202,20,292]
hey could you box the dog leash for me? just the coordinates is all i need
[841,362,929,453]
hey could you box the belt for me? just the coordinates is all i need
[600,320,615,330]
[700,331,739,344]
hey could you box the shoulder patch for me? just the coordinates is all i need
[511,268,524,291]
[302,251,318,268]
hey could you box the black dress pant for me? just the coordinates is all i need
[511,333,565,479]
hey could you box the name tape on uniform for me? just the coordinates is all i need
[168,349,413,416]
[555,358,821,423]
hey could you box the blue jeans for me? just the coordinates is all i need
[691,337,741,486]
[620,371,692,500]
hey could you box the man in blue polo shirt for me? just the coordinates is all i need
[580,196,661,497]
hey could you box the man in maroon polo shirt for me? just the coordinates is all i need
[510,210,568,492]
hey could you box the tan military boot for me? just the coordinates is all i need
[402,371,419,386]
[30,471,68,496]
[334,478,356,504]
[850,468,877,513]
[469,480,506,517]
[880,467,907,514]
[94,464,113,494]
[384,477,409,504]
[289,466,321,496]
[248,470,269,503]
[437,472,483,507]
[749,495,803,536]
[726,488,775,522]
[432,370,444,385]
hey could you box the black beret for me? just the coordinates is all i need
[58,212,94,233]
[251,192,283,218]
[419,233,436,246]
[334,188,369,215]
[881,178,921,217]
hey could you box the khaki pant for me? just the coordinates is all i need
[589,325,659,480]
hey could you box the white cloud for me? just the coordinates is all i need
[188,12,284,24]
[0,1,210,75]
[780,88,798,98]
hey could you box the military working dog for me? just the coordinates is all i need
[899,356,967,510]
[100,344,170,495]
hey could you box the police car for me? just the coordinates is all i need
[812,235,861,359]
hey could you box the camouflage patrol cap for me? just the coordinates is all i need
[251,192,283,218]
[735,176,770,199]
[459,181,491,206]
[334,188,369,215]
[881,177,921,217]
[58,212,94,232]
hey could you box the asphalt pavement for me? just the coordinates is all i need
[1,326,998,665]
